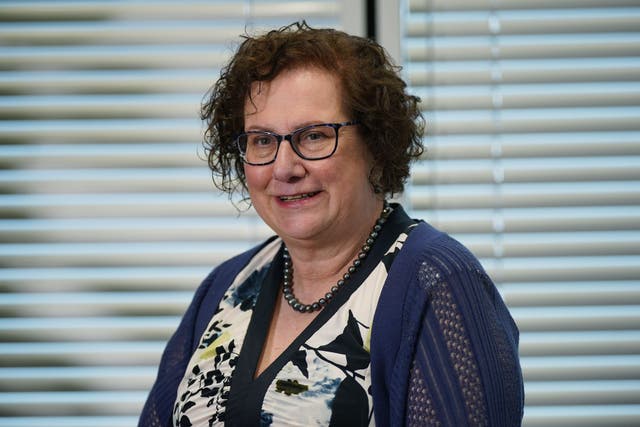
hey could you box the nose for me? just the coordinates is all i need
[272,138,306,182]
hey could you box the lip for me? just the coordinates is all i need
[273,191,322,206]
[278,191,319,202]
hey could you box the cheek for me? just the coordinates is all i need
[324,158,371,195]
[346,143,375,183]
[243,166,265,192]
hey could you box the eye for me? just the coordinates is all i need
[249,133,276,147]
[299,127,331,143]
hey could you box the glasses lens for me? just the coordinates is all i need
[240,132,278,164]
[293,125,337,160]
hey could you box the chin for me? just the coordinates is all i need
[273,217,327,242]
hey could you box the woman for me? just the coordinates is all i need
[140,22,524,426]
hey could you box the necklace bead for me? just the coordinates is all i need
[282,201,392,313]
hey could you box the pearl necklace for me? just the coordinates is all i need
[282,201,392,313]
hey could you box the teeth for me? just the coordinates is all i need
[280,192,317,201]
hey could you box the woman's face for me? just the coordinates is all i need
[243,67,381,247]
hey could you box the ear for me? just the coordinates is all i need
[368,165,384,194]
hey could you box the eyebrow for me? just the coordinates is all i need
[244,121,332,133]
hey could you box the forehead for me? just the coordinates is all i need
[243,67,345,119]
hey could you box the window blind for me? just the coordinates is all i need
[399,0,640,426]
[0,1,364,425]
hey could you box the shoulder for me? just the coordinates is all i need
[388,221,503,316]
[191,236,281,342]
[372,221,477,362]
[379,222,490,313]
[400,221,485,283]
[200,235,280,291]
[375,220,491,330]
[388,221,511,337]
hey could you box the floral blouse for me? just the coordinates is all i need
[173,217,416,426]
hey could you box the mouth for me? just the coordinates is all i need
[278,192,319,202]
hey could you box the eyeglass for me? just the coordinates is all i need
[236,121,359,166]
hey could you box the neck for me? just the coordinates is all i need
[283,199,383,285]
[281,200,391,313]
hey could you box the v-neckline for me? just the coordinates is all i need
[223,204,414,426]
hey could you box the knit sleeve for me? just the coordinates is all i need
[137,268,217,427]
[405,244,524,427]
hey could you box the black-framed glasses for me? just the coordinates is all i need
[236,121,359,166]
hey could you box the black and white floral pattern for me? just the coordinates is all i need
[173,230,412,426]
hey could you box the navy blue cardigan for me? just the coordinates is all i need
[140,221,524,426]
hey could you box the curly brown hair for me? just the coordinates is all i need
[202,21,424,202]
